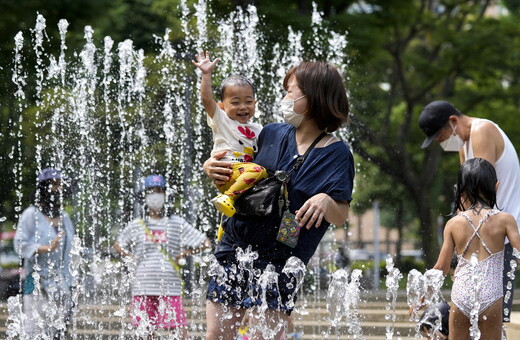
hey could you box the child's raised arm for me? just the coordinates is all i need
[433,218,456,275]
[192,51,219,118]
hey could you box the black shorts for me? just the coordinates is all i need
[206,257,301,315]
[503,243,517,322]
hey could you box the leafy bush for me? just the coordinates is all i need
[398,257,426,274]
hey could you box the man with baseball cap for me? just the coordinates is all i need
[419,100,520,323]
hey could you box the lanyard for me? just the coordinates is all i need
[138,219,180,272]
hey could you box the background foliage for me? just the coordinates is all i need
[1,0,520,267]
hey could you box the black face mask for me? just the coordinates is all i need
[40,190,62,218]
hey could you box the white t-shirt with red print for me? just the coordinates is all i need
[207,106,263,163]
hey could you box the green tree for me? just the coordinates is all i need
[0,0,185,224]
[3,0,520,268]
[351,157,419,267]
[338,0,520,265]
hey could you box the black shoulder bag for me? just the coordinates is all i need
[235,132,327,217]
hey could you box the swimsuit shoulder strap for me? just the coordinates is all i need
[458,211,478,256]
[459,210,498,256]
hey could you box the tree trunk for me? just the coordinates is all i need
[395,201,404,267]
[357,214,363,248]
[417,197,438,267]
[385,226,391,254]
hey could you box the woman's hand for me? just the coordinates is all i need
[38,231,65,254]
[296,193,349,229]
[50,231,65,251]
[203,151,233,186]
[295,193,330,229]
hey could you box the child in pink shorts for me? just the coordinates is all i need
[114,175,211,337]
[131,296,188,329]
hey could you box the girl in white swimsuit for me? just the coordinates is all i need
[433,158,520,340]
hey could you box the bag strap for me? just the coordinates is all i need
[288,131,328,175]
[281,131,328,210]
[138,219,180,272]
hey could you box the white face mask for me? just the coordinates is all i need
[440,122,465,152]
[281,95,306,127]
[145,193,165,210]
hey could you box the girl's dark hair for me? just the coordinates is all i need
[283,62,349,132]
[453,158,498,214]
[219,75,255,101]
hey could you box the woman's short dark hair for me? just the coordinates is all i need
[283,62,349,132]
[453,158,498,213]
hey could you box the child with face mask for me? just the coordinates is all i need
[193,51,268,219]
[114,174,211,338]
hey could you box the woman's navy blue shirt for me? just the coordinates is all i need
[215,123,354,265]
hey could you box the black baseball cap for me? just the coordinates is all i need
[418,100,462,149]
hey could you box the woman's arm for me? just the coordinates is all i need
[295,193,349,229]
[203,151,234,185]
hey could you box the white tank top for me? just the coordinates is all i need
[464,119,520,233]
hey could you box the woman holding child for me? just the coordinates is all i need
[202,60,354,339]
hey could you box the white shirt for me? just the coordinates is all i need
[14,206,75,293]
[207,105,262,162]
[464,119,520,230]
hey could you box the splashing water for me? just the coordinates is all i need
[254,264,283,339]
[406,269,425,323]
[281,256,307,311]
[8,1,471,339]
[5,296,25,338]
[236,246,261,305]
[423,269,444,306]
[406,268,445,338]
[504,248,520,321]
[384,255,403,339]
[513,247,520,259]
[406,268,426,338]
[327,268,364,338]
[468,254,482,340]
